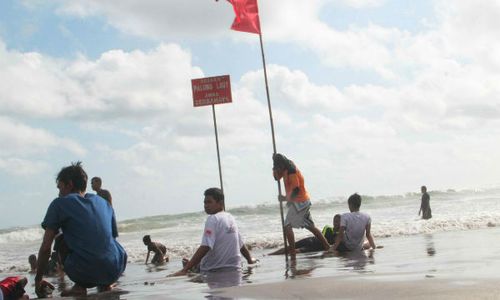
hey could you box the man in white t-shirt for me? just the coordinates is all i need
[334,193,376,252]
[172,188,256,275]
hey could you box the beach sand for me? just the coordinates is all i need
[11,226,500,299]
[217,276,500,299]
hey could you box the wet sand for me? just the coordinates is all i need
[217,276,500,299]
[13,226,500,299]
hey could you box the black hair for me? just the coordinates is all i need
[91,177,102,184]
[348,193,362,209]
[272,153,297,173]
[204,187,224,203]
[56,161,88,192]
[143,235,151,243]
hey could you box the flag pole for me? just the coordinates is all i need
[211,104,225,211]
[258,32,289,261]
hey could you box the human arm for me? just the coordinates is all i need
[111,210,119,238]
[277,174,300,202]
[418,197,423,215]
[145,249,150,264]
[171,246,210,276]
[107,191,113,206]
[333,226,345,250]
[240,245,257,264]
[277,188,299,202]
[35,228,57,297]
[365,223,376,249]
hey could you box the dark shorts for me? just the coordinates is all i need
[335,242,350,252]
[295,237,324,252]
[54,235,98,288]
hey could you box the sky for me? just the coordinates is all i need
[1,0,499,229]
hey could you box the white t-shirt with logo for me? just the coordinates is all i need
[340,211,371,251]
[200,211,243,272]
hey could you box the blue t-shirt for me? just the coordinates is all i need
[42,193,127,286]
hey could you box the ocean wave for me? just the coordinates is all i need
[1,217,498,273]
[120,216,499,260]
[1,188,499,244]
[0,227,43,244]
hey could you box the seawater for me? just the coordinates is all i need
[1,188,499,273]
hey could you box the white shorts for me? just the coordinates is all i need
[284,201,314,229]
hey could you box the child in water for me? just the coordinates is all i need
[143,235,169,265]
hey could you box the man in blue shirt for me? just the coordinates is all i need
[35,162,127,297]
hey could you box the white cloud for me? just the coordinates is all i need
[337,0,387,9]
[0,117,85,157]
[34,1,500,83]
[241,65,348,111]
[49,0,234,39]
[0,117,85,176]
[0,158,48,176]
[0,42,203,119]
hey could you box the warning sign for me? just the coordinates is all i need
[191,75,232,107]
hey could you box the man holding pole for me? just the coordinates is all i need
[272,153,330,260]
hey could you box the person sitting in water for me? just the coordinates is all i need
[269,214,341,255]
[46,251,60,276]
[28,255,37,274]
[29,253,59,276]
[172,188,256,276]
[143,235,169,265]
[35,162,127,298]
[334,193,376,252]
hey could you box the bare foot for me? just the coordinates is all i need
[61,284,87,297]
[97,285,113,293]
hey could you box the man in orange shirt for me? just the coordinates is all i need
[272,153,330,260]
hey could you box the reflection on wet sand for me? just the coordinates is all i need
[339,249,376,273]
[284,259,316,279]
[424,234,436,256]
[201,269,246,300]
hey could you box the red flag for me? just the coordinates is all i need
[228,0,261,34]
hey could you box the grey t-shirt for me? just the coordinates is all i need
[200,212,243,272]
[340,211,371,251]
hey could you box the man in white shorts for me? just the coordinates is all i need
[334,193,376,252]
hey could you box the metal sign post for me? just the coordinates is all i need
[191,75,232,209]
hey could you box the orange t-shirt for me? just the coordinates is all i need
[283,168,310,203]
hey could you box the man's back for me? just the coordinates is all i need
[42,193,126,285]
[200,212,242,272]
[341,211,371,251]
[148,242,167,255]
[97,189,112,205]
